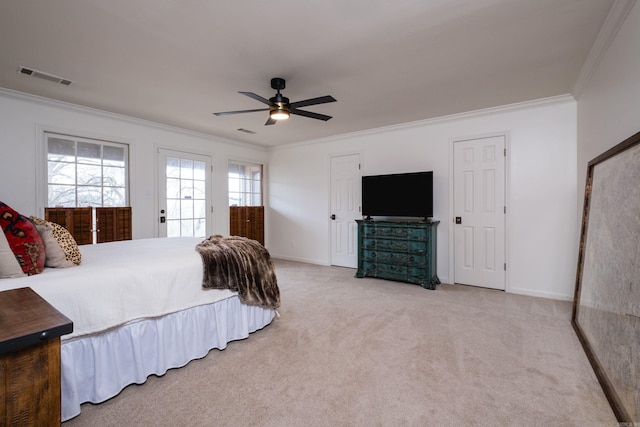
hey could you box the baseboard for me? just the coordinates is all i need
[507,287,573,301]
[270,254,330,266]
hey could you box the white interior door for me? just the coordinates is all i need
[158,149,212,238]
[453,136,506,290]
[330,154,361,268]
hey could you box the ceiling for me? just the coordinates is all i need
[0,0,615,147]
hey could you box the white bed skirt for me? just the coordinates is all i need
[61,295,276,422]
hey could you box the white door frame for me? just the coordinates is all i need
[448,132,510,291]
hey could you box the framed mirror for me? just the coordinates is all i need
[572,130,640,423]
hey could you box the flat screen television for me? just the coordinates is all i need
[361,171,433,219]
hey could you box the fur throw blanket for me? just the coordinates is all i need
[196,235,280,310]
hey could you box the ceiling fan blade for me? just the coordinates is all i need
[239,91,273,106]
[265,116,277,126]
[290,108,333,121]
[289,95,336,109]
[213,108,268,116]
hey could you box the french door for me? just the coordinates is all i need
[158,149,212,238]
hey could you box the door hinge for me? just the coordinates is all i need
[504,263,507,271]
[504,206,506,214]
[504,148,506,156]
[358,163,361,170]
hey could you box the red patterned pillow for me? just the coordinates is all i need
[0,201,46,275]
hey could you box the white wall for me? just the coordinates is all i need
[576,2,640,187]
[268,97,578,300]
[0,87,582,301]
[0,89,268,239]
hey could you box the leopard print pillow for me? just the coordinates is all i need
[31,216,82,265]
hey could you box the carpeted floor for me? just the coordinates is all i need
[64,259,617,426]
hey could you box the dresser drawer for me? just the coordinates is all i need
[363,250,426,266]
[361,263,433,286]
[363,225,428,240]
[362,261,407,276]
[363,238,427,253]
[378,263,428,280]
[364,225,407,239]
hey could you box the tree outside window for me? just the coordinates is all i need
[47,134,128,208]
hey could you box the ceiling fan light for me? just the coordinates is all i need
[270,108,290,120]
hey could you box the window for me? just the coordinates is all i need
[164,155,207,237]
[228,161,262,206]
[46,133,129,208]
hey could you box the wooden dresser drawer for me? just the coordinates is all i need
[362,250,426,266]
[362,238,428,253]
[363,225,428,240]
[360,262,432,286]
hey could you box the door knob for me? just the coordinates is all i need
[455,217,462,224]
[330,214,336,220]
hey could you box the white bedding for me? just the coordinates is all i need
[0,237,236,340]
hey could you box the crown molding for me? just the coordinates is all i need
[271,94,575,151]
[0,87,266,152]
[572,0,636,99]
[0,86,575,154]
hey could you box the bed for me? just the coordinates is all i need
[0,236,279,422]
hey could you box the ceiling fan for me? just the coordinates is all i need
[213,77,336,126]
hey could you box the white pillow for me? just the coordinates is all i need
[0,230,25,278]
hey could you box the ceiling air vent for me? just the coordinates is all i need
[237,128,256,135]
[18,66,73,86]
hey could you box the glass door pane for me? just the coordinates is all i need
[158,149,211,238]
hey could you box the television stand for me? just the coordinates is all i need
[355,220,439,289]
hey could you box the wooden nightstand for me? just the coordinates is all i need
[0,287,73,426]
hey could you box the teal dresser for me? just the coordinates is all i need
[355,220,440,289]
